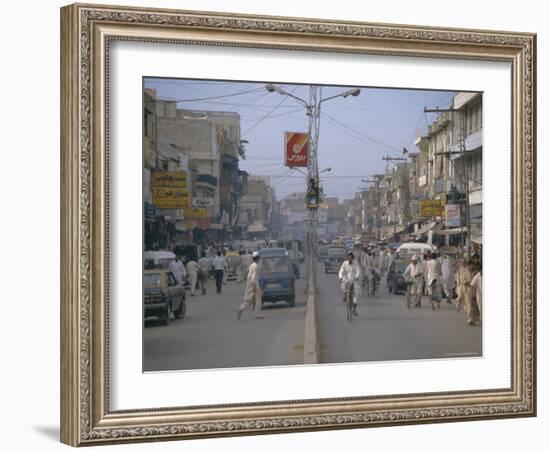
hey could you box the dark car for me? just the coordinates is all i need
[325,246,345,274]
[144,269,186,325]
[387,260,410,294]
[259,248,296,307]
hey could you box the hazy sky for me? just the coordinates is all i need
[144,78,454,200]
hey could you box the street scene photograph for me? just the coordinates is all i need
[142,77,483,372]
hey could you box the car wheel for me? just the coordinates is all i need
[174,298,186,319]
[162,303,171,326]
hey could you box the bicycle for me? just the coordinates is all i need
[344,280,355,322]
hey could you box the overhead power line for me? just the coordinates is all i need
[156,87,264,103]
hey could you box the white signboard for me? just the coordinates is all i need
[445,204,461,227]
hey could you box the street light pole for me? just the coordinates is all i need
[265,84,361,290]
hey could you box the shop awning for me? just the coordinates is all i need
[415,221,442,237]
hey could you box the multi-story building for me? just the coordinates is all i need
[143,90,247,244]
[238,176,276,238]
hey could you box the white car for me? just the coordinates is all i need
[396,243,436,261]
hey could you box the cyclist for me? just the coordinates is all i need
[339,250,362,316]
[426,252,442,308]
[403,255,423,307]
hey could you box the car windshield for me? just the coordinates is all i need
[144,273,162,287]
[261,257,290,274]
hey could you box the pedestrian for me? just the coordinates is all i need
[198,251,211,295]
[379,249,390,289]
[440,253,456,304]
[421,253,429,296]
[455,259,474,323]
[403,255,423,307]
[186,258,200,296]
[426,252,442,305]
[471,263,482,324]
[237,251,264,320]
[168,256,187,286]
[212,250,225,294]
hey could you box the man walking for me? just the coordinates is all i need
[186,258,200,296]
[440,253,456,304]
[471,263,482,324]
[455,259,472,317]
[426,252,442,306]
[238,251,264,320]
[403,255,423,307]
[197,251,211,295]
[168,256,187,287]
[212,250,225,294]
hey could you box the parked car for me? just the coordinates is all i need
[143,269,186,325]
[259,248,296,307]
[325,246,346,274]
[387,260,410,294]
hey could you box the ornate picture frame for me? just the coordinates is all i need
[60,3,536,446]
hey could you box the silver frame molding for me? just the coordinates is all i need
[60,3,536,446]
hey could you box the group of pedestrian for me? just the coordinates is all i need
[403,251,482,326]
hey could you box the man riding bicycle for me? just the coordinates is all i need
[339,250,362,316]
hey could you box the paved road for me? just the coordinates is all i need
[143,268,307,371]
[316,263,482,363]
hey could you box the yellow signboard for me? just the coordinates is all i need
[151,171,189,208]
[419,199,443,218]
[184,207,208,219]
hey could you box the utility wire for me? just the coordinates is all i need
[322,114,402,157]
[241,87,299,137]
[156,87,264,103]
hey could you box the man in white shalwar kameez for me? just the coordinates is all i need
[339,251,362,316]
[403,255,423,307]
[440,253,456,304]
[425,253,442,304]
[237,252,264,320]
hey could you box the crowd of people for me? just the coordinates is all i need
[339,245,483,326]
[168,242,259,296]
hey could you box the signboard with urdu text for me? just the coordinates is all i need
[284,131,308,167]
[151,171,190,209]
[419,199,443,218]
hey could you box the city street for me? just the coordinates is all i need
[316,263,482,363]
[143,268,307,371]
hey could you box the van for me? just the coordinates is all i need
[144,250,177,269]
[396,243,436,261]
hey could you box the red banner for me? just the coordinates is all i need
[285,132,308,167]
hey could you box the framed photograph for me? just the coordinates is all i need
[60,3,536,446]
